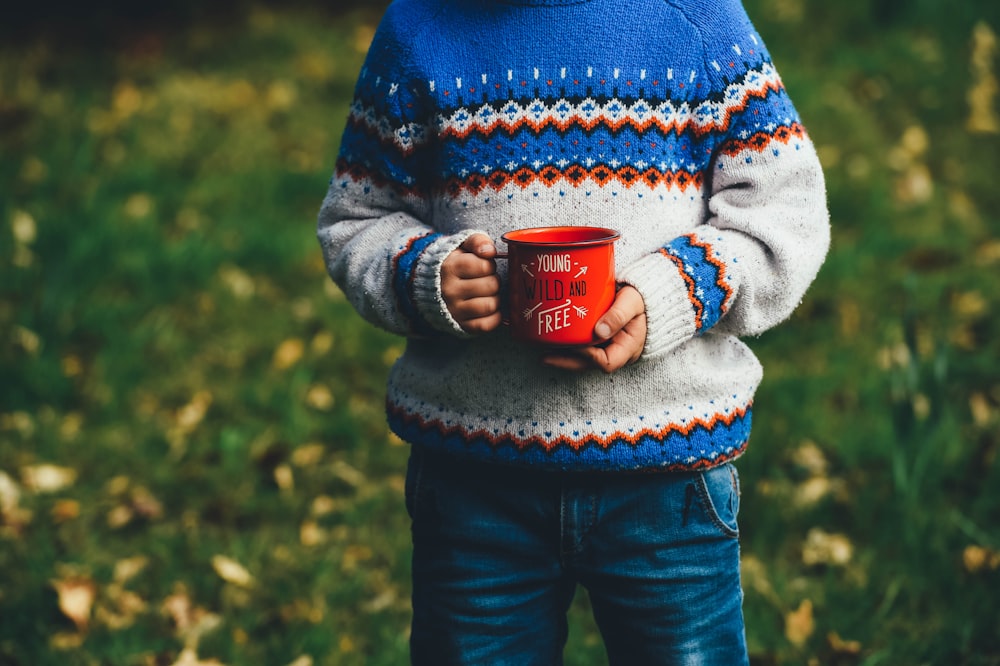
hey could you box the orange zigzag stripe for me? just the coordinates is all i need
[442,163,703,197]
[683,233,734,314]
[387,401,752,454]
[336,123,805,198]
[720,123,806,156]
[661,249,705,330]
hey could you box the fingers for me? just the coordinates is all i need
[541,318,644,373]
[442,235,502,333]
[593,286,645,341]
[459,233,497,258]
[542,286,647,373]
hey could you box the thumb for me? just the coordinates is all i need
[594,286,645,340]
[459,233,496,258]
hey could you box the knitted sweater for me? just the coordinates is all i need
[318,0,829,472]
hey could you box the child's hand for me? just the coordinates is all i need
[441,233,502,334]
[542,286,647,373]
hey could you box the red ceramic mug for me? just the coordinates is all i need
[497,226,620,346]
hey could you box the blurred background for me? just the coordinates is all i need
[1,0,998,664]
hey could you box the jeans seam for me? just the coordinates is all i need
[694,468,740,539]
[406,449,425,519]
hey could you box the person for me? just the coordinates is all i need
[317,0,829,662]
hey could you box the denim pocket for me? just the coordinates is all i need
[693,463,740,539]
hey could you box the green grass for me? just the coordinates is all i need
[1,2,999,664]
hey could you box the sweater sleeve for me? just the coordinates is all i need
[617,0,830,358]
[317,13,476,339]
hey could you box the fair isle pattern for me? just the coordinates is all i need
[433,62,784,140]
[387,399,752,471]
[661,235,734,333]
[319,0,831,472]
[335,60,802,202]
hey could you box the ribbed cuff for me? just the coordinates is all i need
[410,229,483,337]
[617,252,698,358]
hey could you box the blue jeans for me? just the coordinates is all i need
[405,450,749,666]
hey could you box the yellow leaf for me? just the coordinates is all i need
[287,656,314,666]
[218,264,255,299]
[124,193,154,219]
[784,599,815,647]
[828,631,862,655]
[176,391,213,433]
[113,556,149,584]
[300,520,325,547]
[51,499,81,523]
[802,528,853,566]
[211,555,254,588]
[107,504,135,529]
[272,338,305,370]
[21,464,77,493]
[11,210,37,244]
[96,584,148,630]
[0,470,22,513]
[790,440,829,476]
[274,464,294,492]
[305,384,334,411]
[169,647,226,666]
[291,443,325,467]
[52,576,97,631]
[310,331,334,355]
[962,544,1000,573]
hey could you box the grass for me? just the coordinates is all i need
[1,1,998,664]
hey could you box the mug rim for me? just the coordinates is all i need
[500,225,620,248]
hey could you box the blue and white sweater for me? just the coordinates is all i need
[318,0,829,472]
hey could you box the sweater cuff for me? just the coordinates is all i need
[617,252,698,358]
[410,229,483,338]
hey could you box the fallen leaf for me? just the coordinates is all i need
[21,464,77,493]
[785,599,815,647]
[169,647,225,666]
[51,499,81,523]
[310,331,334,355]
[107,504,135,529]
[175,391,213,433]
[130,486,164,520]
[291,443,325,467]
[124,193,154,219]
[162,585,222,645]
[828,631,862,654]
[963,544,1000,573]
[287,656,314,666]
[331,460,366,488]
[802,528,853,566]
[11,210,37,244]
[52,576,97,631]
[96,583,148,630]
[218,264,255,299]
[50,632,85,650]
[305,384,334,411]
[272,338,305,370]
[114,556,149,584]
[791,440,829,476]
[211,555,254,588]
[0,470,22,513]
[300,520,324,547]
[274,464,294,492]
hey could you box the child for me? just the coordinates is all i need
[318,0,829,662]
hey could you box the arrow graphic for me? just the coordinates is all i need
[574,266,588,278]
[522,303,543,320]
[573,305,589,319]
[521,264,535,278]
